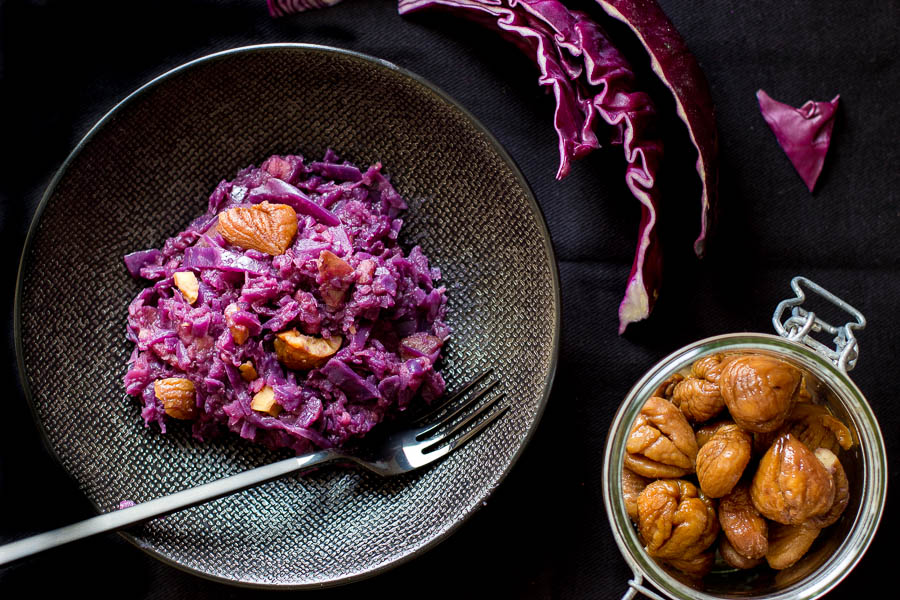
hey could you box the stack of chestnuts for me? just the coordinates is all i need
[622,352,854,579]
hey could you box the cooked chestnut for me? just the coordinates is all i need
[751,433,835,525]
[719,535,764,570]
[719,355,801,433]
[622,467,651,523]
[696,423,752,498]
[672,377,725,423]
[807,448,850,529]
[154,377,197,420]
[671,354,727,423]
[624,396,698,478]
[766,522,821,570]
[782,403,854,453]
[218,201,297,256]
[666,551,715,578]
[636,479,718,561]
[718,482,768,560]
[654,372,685,400]
[691,354,726,383]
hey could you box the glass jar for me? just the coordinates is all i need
[603,277,887,600]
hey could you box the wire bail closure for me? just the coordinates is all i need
[772,276,866,373]
[621,570,669,600]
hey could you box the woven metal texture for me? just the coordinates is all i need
[17,46,559,587]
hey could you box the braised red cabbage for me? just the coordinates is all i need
[124,152,449,454]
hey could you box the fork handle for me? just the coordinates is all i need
[0,449,340,566]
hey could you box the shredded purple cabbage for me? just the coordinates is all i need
[124,152,449,454]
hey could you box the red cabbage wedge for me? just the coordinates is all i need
[398,0,664,332]
[515,0,666,332]
[593,0,718,258]
[757,90,839,192]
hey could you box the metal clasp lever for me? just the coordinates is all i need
[772,276,866,373]
[621,572,669,600]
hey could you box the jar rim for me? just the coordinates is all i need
[603,332,887,600]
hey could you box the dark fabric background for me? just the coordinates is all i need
[0,0,896,598]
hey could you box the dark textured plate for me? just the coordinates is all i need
[14,44,559,588]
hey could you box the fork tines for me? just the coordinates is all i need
[415,369,507,454]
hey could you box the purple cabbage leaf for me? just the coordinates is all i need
[757,89,839,192]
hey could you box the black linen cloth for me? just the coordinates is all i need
[0,0,897,598]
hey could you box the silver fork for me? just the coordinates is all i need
[0,370,505,565]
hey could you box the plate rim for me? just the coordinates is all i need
[13,42,562,589]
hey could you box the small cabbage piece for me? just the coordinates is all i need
[757,90,839,192]
[245,178,341,226]
[124,249,163,278]
[267,0,344,17]
[182,245,270,275]
[322,359,380,403]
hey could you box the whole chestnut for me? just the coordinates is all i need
[719,355,801,432]
[625,397,699,478]
[766,522,821,570]
[807,448,850,529]
[718,482,768,560]
[751,433,835,525]
[637,479,718,561]
[783,403,854,454]
[672,377,725,423]
[696,423,752,498]
[622,467,651,523]
[719,536,764,570]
